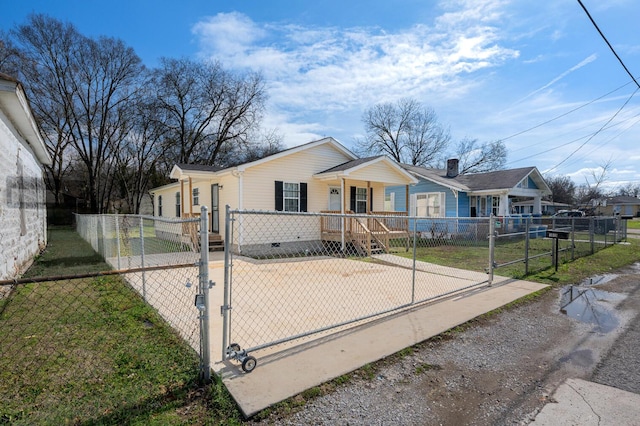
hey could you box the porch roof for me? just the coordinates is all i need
[314,156,418,185]
[170,163,222,180]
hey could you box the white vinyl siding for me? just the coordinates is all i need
[241,143,352,212]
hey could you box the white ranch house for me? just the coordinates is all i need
[150,137,418,255]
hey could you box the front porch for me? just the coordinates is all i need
[320,211,410,256]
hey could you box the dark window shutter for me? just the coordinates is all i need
[275,181,283,211]
[370,188,373,212]
[350,186,356,212]
[300,182,307,212]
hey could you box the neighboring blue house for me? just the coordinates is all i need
[386,159,551,218]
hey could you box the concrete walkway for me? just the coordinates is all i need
[215,276,547,417]
[533,378,640,425]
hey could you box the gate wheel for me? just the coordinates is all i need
[242,356,257,373]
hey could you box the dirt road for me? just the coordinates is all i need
[259,262,640,425]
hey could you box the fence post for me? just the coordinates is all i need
[199,205,211,382]
[115,213,121,270]
[488,215,495,286]
[590,217,595,254]
[139,216,147,301]
[571,218,575,260]
[524,218,530,275]
[222,205,231,360]
[411,218,417,304]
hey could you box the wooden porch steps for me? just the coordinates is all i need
[208,233,224,252]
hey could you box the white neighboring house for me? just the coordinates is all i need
[0,73,52,280]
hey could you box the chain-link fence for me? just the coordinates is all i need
[0,208,213,423]
[492,215,627,277]
[221,209,493,360]
[75,213,201,269]
[221,209,629,362]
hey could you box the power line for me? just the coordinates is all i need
[545,87,639,173]
[577,0,640,89]
[498,81,633,143]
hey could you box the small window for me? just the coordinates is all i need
[284,182,300,212]
[412,192,445,218]
[492,196,500,216]
[384,192,395,211]
[175,192,181,217]
[158,195,163,216]
[355,188,368,214]
[192,188,199,206]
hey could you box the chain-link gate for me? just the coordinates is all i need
[221,208,494,370]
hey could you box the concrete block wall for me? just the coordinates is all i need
[0,111,47,280]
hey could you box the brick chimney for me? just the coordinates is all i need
[446,158,459,178]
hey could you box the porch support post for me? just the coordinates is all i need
[181,180,185,217]
[405,185,410,214]
[341,178,346,252]
[533,196,542,215]
[500,193,509,216]
[366,181,371,214]
[189,177,193,216]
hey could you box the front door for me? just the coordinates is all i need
[329,187,341,211]
[211,184,220,233]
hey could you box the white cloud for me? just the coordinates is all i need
[192,3,518,146]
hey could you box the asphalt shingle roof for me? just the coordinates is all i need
[401,164,538,192]
[175,163,222,173]
[317,156,386,174]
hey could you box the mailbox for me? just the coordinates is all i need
[546,229,569,239]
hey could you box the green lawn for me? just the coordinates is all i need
[627,218,640,230]
[0,227,241,425]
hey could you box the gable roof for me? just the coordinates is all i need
[176,163,222,173]
[315,156,418,184]
[459,167,543,191]
[217,137,357,176]
[0,73,52,166]
[401,164,551,195]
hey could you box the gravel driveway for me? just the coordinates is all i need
[256,262,640,425]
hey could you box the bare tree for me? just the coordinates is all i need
[115,88,167,213]
[454,138,507,174]
[543,175,576,205]
[576,160,612,208]
[0,31,21,75]
[11,16,80,206]
[12,15,144,212]
[152,57,267,167]
[357,98,450,166]
[616,182,640,198]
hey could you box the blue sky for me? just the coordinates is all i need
[2,0,640,190]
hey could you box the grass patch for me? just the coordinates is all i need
[627,219,640,230]
[0,227,241,425]
[23,226,110,277]
[525,238,640,286]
